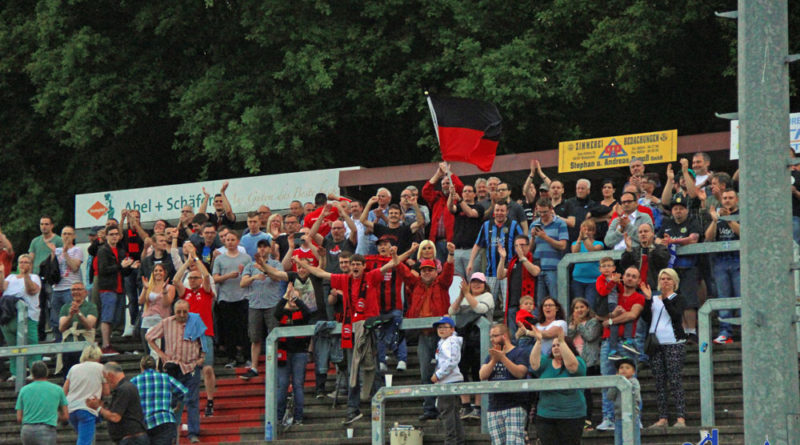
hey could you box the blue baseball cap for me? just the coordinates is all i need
[432,316,455,328]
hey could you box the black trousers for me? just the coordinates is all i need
[216,300,248,359]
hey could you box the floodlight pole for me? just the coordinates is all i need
[737,1,800,444]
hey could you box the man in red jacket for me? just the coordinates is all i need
[422,162,464,263]
[395,242,456,420]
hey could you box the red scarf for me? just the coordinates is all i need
[505,252,537,324]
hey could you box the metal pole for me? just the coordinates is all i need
[738,1,800,444]
[15,300,27,393]
[264,329,280,441]
[698,297,743,426]
[476,317,490,433]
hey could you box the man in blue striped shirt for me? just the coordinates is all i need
[530,198,569,304]
[131,356,188,445]
[468,202,523,309]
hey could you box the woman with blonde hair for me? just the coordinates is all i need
[63,344,106,445]
[267,213,285,239]
[411,239,442,276]
[138,263,175,354]
[642,268,687,428]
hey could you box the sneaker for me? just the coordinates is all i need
[713,334,733,344]
[204,402,214,417]
[6,375,15,382]
[686,333,699,345]
[224,360,237,369]
[240,368,259,380]
[596,418,615,431]
[281,418,293,428]
[41,356,52,362]
[327,390,345,400]
[396,360,407,372]
[101,346,119,356]
[621,340,640,355]
[342,412,363,424]
[294,420,303,426]
[122,326,135,337]
[189,436,200,443]
[608,350,624,360]
[315,391,326,399]
[418,412,438,421]
[466,407,481,420]
[459,406,471,419]
[379,362,388,372]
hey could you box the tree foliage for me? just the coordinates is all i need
[0,0,797,249]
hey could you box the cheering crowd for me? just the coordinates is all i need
[5,152,794,445]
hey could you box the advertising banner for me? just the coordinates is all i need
[74,167,359,228]
[558,130,677,173]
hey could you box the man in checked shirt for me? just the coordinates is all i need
[146,300,206,443]
[131,355,188,445]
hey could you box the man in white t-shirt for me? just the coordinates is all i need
[50,226,84,342]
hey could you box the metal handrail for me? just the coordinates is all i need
[371,376,636,444]
[698,297,742,427]
[0,300,91,392]
[556,240,741,314]
[263,315,492,440]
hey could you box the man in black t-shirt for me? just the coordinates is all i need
[86,362,147,445]
[705,190,741,344]
[119,209,147,336]
[360,201,423,253]
[657,196,701,343]
[449,184,485,278]
[200,181,236,229]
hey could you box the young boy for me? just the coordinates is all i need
[514,295,537,347]
[431,316,465,445]
[606,357,641,445]
[595,257,636,359]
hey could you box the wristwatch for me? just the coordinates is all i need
[608,318,614,326]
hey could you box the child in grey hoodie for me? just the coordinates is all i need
[431,316,464,445]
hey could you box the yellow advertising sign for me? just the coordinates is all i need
[558,130,677,173]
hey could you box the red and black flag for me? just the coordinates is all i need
[426,94,502,172]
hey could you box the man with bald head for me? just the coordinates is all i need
[146,299,205,443]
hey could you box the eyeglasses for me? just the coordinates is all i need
[620,200,635,204]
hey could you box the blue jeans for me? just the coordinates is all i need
[536,270,558,306]
[313,334,342,393]
[278,352,309,422]
[713,257,741,337]
[635,318,649,363]
[417,333,439,415]
[21,424,56,445]
[50,289,73,342]
[614,419,641,445]
[376,309,407,365]
[123,272,140,329]
[69,409,97,445]
[599,340,616,421]
[175,366,201,437]
[570,280,598,310]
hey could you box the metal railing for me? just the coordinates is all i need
[698,297,800,426]
[371,376,636,444]
[556,240,741,312]
[263,316,491,440]
[0,301,91,392]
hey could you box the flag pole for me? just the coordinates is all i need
[425,91,440,145]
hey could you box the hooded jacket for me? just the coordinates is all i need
[434,333,464,384]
